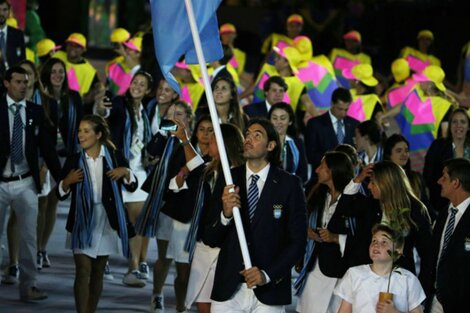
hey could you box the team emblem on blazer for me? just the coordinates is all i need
[273,204,283,219]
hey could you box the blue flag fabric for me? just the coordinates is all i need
[150,0,223,95]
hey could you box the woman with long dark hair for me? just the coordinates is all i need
[212,76,248,131]
[424,108,470,213]
[383,134,429,214]
[296,151,357,313]
[268,102,308,183]
[184,123,245,313]
[98,70,154,286]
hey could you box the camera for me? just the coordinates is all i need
[103,96,112,108]
[160,119,178,131]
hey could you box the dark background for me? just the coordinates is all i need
[36,0,470,83]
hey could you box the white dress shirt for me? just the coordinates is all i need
[3,95,29,177]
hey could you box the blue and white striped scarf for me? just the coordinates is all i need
[71,147,130,257]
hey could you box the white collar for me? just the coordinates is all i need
[6,95,26,107]
[329,110,340,124]
[246,163,270,182]
[85,145,106,159]
[453,196,470,213]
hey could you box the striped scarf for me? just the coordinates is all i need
[71,147,130,257]
[71,150,94,250]
[293,210,318,296]
[184,172,206,262]
[124,106,152,160]
[135,136,177,237]
[103,146,130,257]
[285,136,299,175]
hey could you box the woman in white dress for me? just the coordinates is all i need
[98,71,153,286]
[58,115,136,313]
[295,151,356,313]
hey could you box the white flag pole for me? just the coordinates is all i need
[183,0,253,269]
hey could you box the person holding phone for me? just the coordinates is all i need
[95,71,154,286]
[137,100,205,313]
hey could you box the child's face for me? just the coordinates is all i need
[369,231,394,263]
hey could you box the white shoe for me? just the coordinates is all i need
[103,262,114,281]
[122,270,145,287]
[139,262,149,280]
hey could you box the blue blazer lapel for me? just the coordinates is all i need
[324,114,337,144]
[0,100,10,146]
[448,204,470,248]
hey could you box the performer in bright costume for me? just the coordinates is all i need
[172,61,205,110]
[106,36,142,96]
[253,45,317,119]
[396,66,456,172]
[342,63,382,122]
[53,33,98,98]
[261,14,303,55]
[294,35,338,114]
[219,23,246,77]
[329,31,371,89]
[400,30,441,73]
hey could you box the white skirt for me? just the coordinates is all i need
[296,261,341,313]
[185,241,220,308]
[166,219,191,263]
[66,203,121,258]
[156,212,191,263]
[123,166,148,203]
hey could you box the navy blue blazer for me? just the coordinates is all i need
[46,91,83,156]
[107,96,131,154]
[283,137,308,184]
[0,97,61,192]
[304,112,359,170]
[5,26,26,67]
[424,138,453,213]
[205,165,307,305]
[428,203,470,312]
[59,149,137,237]
[243,101,269,119]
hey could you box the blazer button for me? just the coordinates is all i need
[109,197,112,201]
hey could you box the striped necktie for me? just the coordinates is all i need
[336,119,345,144]
[10,103,23,171]
[439,207,458,263]
[436,207,458,302]
[247,174,260,222]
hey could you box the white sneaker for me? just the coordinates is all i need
[139,262,149,280]
[103,262,114,281]
[122,270,145,287]
[150,294,164,313]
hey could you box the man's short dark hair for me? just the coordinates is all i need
[443,158,470,193]
[247,118,281,166]
[4,66,28,82]
[263,76,288,93]
[331,87,352,104]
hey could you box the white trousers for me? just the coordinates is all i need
[0,177,39,298]
[211,283,285,313]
